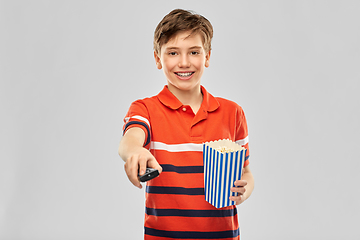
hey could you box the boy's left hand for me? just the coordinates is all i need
[230,180,248,205]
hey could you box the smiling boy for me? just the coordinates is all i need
[153,30,210,114]
[119,9,254,239]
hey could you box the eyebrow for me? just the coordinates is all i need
[165,46,203,51]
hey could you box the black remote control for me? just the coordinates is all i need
[139,168,159,182]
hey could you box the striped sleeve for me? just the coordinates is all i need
[235,105,250,167]
[123,100,151,148]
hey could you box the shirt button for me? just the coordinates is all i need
[182,107,187,111]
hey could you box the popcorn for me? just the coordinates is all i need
[203,139,247,208]
[214,146,235,153]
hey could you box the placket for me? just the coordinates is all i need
[190,108,208,139]
[178,104,209,140]
[180,105,195,126]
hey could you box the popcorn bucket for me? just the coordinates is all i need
[203,139,247,208]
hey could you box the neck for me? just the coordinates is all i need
[167,84,203,113]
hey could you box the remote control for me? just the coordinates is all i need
[139,168,159,182]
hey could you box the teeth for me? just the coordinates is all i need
[176,72,193,77]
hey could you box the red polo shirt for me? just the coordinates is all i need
[123,85,250,240]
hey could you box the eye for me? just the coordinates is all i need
[168,52,177,56]
[190,51,200,55]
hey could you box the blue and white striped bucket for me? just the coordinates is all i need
[203,140,247,209]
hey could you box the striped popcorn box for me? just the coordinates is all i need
[203,139,247,209]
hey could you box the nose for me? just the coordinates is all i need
[178,55,191,68]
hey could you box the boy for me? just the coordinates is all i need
[118,9,254,239]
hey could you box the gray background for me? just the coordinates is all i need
[1,0,359,239]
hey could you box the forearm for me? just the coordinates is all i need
[118,127,146,162]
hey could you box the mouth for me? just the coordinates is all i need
[175,72,195,77]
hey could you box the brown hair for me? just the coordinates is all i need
[153,9,213,54]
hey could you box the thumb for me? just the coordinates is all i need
[147,158,162,173]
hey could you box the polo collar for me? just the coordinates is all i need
[157,85,220,112]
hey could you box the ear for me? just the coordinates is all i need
[205,50,211,68]
[154,51,162,69]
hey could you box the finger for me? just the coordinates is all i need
[125,157,142,189]
[138,156,147,176]
[229,195,242,204]
[231,186,246,195]
[234,180,247,187]
[147,158,163,173]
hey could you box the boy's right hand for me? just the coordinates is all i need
[119,127,162,189]
[124,147,162,189]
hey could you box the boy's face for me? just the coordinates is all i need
[154,31,211,93]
